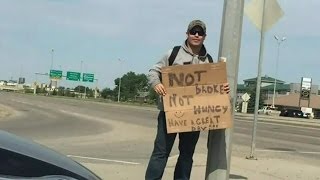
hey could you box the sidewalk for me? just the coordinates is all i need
[82,151,320,180]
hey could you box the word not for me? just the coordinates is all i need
[168,71,207,87]
[196,84,225,95]
[169,94,194,107]
[194,105,228,115]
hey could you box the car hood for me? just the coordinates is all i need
[0,130,101,180]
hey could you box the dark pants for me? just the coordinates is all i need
[145,111,200,180]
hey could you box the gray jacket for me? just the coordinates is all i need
[148,41,214,110]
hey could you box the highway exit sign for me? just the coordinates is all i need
[50,70,63,80]
[66,71,81,81]
[83,73,94,82]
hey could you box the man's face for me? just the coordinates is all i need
[186,26,206,47]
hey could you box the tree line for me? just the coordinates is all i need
[100,71,157,104]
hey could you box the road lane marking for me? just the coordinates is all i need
[67,155,140,165]
[235,119,320,130]
[256,149,320,154]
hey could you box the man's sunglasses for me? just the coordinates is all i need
[189,29,205,36]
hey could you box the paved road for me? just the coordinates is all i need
[0,91,319,169]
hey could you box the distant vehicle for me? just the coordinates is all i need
[258,106,279,115]
[279,109,304,118]
[258,106,272,114]
[0,130,102,180]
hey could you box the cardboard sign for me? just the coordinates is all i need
[161,62,232,133]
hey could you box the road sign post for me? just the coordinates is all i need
[244,0,284,160]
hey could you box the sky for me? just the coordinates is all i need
[0,0,319,90]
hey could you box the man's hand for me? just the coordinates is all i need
[154,83,167,96]
[223,83,230,94]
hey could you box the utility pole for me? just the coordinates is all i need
[205,0,244,179]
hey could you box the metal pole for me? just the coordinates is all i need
[248,0,267,159]
[94,79,98,99]
[117,59,123,103]
[117,77,121,102]
[272,42,280,108]
[205,0,244,179]
[272,36,286,108]
[308,79,312,108]
[84,65,87,98]
[299,77,302,107]
[49,49,54,92]
[50,49,54,70]
[79,60,83,97]
[34,73,38,95]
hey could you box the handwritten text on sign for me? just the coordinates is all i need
[162,62,232,133]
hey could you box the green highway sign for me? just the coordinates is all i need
[49,70,63,79]
[66,71,81,81]
[83,73,94,82]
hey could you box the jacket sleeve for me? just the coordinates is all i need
[147,49,173,88]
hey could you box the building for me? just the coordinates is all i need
[237,75,290,105]
[237,76,320,118]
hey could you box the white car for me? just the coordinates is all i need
[258,106,278,115]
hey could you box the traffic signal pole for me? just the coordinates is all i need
[205,0,244,179]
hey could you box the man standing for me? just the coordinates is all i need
[145,20,229,180]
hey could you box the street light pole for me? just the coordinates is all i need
[117,77,122,102]
[79,60,83,97]
[48,48,54,94]
[117,59,124,103]
[94,79,98,99]
[83,64,87,98]
[271,35,286,108]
